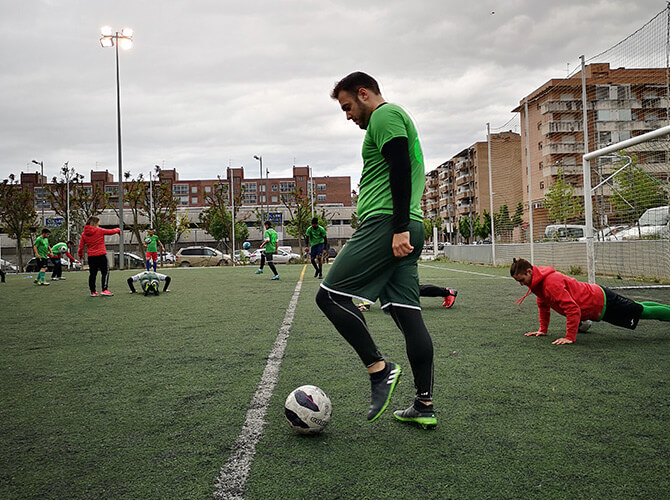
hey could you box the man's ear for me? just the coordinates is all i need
[357,87,369,101]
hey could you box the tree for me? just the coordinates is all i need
[512,202,524,233]
[0,175,38,271]
[474,210,491,240]
[281,187,314,244]
[423,218,434,240]
[458,216,472,243]
[200,179,248,251]
[544,168,584,225]
[612,153,668,221]
[494,204,514,242]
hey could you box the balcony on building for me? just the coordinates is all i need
[541,120,583,135]
[544,142,585,155]
[541,100,583,114]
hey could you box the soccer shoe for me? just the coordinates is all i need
[90,292,99,297]
[368,362,402,422]
[442,288,458,309]
[58,277,66,280]
[314,270,319,278]
[51,277,59,281]
[578,320,593,333]
[100,290,114,296]
[393,403,437,429]
[318,273,323,279]
[271,275,280,280]
[357,302,371,312]
[255,269,263,274]
[39,281,50,286]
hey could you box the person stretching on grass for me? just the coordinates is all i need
[255,220,280,280]
[358,284,458,311]
[127,270,171,296]
[78,216,120,297]
[143,228,165,272]
[511,257,670,345]
[33,228,51,286]
[317,72,436,429]
[304,217,328,279]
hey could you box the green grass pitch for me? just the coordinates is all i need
[1,263,668,499]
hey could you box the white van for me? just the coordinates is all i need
[606,206,670,240]
[544,224,586,241]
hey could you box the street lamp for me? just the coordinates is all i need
[100,25,133,269]
[253,155,263,223]
[31,160,45,227]
[62,162,75,243]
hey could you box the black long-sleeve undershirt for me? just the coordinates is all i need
[381,136,412,233]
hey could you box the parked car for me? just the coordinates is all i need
[543,224,586,241]
[175,246,231,267]
[234,249,251,262]
[113,252,145,269]
[605,206,670,240]
[0,258,19,273]
[26,256,83,272]
[249,248,301,264]
[160,252,176,263]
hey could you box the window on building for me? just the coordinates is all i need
[539,162,543,170]
[243,182,257,192]
[538,142,542,150]
[173,184,188,195]
[177,196,189,206]
[271,195,278,203]
[105,185,119,196]
[618,108,632,121]
[317,183,326,191]
[595,86,609,100]
[205,185,212,193]
[539,181,545,189]
[298,176,303,181]
[597,110,611,121]
[243,193,257,203]
[317,194,326,202]
[271,184,278,192]
[279,181,295,193]
[191,186,198,194]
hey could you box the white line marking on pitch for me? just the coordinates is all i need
[419,263,512,279]
[212,267,306,500]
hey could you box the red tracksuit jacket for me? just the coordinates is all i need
[518,266,605,342]
[78,225,120,258]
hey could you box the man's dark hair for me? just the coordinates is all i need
[264,220,272,228]
[510,258,532,277]
[311,217,319,225]
[330,72,381,100]
[41,228,50,235]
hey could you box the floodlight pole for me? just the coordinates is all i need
[31,160,45,227]
[254,155,263,222]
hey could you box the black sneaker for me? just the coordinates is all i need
[314,270,319,278]
[367,362,402,422]
[393,402,437,429]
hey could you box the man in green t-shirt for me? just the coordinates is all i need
[143,229,165,272]
[316,72,436,429]
[304,217,328,279]
[32,228,51,286]
[255,220,279,280]
[50,240,79,280]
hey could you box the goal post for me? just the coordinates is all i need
[583,124,670,288]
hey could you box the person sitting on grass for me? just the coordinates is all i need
[358,284,458,311]
[510,257,670,345]
[127,270,171,296]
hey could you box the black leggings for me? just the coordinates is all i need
[88,255,109,293]
[316,287,434,401]
[419,284,451,297]
[260,252,278,276]
[51,257,63,279]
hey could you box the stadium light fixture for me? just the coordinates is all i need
[99,26,133,269]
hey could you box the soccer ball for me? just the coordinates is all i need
[243,241,251,250]
[144,237,152,244]
[284,385,332,434]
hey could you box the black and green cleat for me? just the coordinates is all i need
[393,403,437,429]
[367,362,402,422]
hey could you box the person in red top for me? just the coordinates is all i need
[78,216,121,297]
[511,257,670,345]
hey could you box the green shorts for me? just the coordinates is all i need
[320,215,424,309]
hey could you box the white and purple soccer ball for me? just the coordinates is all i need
[284,385,332,434]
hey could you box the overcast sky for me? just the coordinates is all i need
[0,0,665,189]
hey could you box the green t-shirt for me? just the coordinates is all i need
[306,225,327,246]
[357,102,425,224]
[264,228,278,254]
[144,234,160,253]
[51,242,69,255]
[34,236,50,258]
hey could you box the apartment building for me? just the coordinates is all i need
[515,62,669,236]
[422,131,522,240]
[19,165,352,211]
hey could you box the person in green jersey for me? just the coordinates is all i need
[127,270,171,296]
[304,217,328,279]
[256,220,280,280]
[143,229,165,272]
[316,72,436,429]
[32,228,51,286]
[49,241,78,280]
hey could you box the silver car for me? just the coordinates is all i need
[249,248,301,264]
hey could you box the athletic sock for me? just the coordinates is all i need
[146,262,150,271]
[369,362,390,382]
[640,302,670,322]
[152,262,157,272]
[38,271,45,283]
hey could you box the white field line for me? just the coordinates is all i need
[212,267,306,500]
[419,263,512,279]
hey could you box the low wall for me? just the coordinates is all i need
[443,240,670,280]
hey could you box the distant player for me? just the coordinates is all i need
[511,257,670,345]
[358,284,458,311]
[255,220,279,280]
[304,217,328,279]
[143,229,165,272]
[32,228,51,286]
[78,216,120,297]
[127,270,171,296]
[0,268,5,283]
[49,241,78,280]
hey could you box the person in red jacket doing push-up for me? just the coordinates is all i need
[510,258,670,345]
